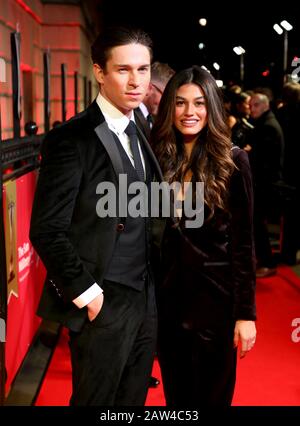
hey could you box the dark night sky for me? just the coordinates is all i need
[98,1,300,95]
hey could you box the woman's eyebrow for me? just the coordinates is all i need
[176,95,205,100]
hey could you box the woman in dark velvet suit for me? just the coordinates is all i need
[152,66,257,406]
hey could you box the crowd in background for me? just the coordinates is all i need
[222,81,300,276]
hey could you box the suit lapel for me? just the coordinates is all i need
[94,119,125,180]
[90,99,163,183]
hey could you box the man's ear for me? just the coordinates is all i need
[145,82,153,98]
[93,63,104,84]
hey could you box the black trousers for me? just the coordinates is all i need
[253,195,275,268]
[68,278,157,406]
[157,269,237,407]
[158,324,237,407]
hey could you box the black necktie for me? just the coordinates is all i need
[125,121,145,181]
[147,113,153,129]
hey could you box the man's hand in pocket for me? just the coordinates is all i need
[87,293,104,321]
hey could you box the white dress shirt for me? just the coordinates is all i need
[139,102,153,129]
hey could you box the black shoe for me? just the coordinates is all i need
[256,267,277,278]
[149,376,160,388]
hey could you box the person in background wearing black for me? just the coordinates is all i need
[276,82,300,265]
[135,61,175,140]
[140,61,175,124]
[231,91,254,151]
[249,92,285,278]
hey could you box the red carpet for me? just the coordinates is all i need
[232,265,300,406]
[34,328,165,406]
[35,265,300,406]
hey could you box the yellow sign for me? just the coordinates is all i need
[3,179,18,301]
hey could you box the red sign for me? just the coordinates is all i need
[3,171,45,393]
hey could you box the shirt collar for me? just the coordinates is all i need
[96,92,135,135]
[138,102,149,119]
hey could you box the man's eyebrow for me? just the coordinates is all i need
[114,63,150,67]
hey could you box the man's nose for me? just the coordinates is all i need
[129,73,140,87]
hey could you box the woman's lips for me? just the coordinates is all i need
[181,119,199,126]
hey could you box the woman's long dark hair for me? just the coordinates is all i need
[152,65,235,217]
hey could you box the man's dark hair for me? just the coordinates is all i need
[91,26,153,69]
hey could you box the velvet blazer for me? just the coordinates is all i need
[160,147,257,323]
[30,100,165,331]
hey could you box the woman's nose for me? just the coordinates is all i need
[185,103,195,115]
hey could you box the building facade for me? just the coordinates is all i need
[0,0,100,139]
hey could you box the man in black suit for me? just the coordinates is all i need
[30,26,164,406]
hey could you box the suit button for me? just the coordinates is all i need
[116,223,125,232]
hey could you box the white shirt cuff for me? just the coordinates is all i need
[73,283,103,309]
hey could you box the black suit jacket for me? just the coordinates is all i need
[160,148,256,325]
[30,100,165,330]
[248,109,284,190]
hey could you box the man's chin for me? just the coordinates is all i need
[125,100,144,110]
